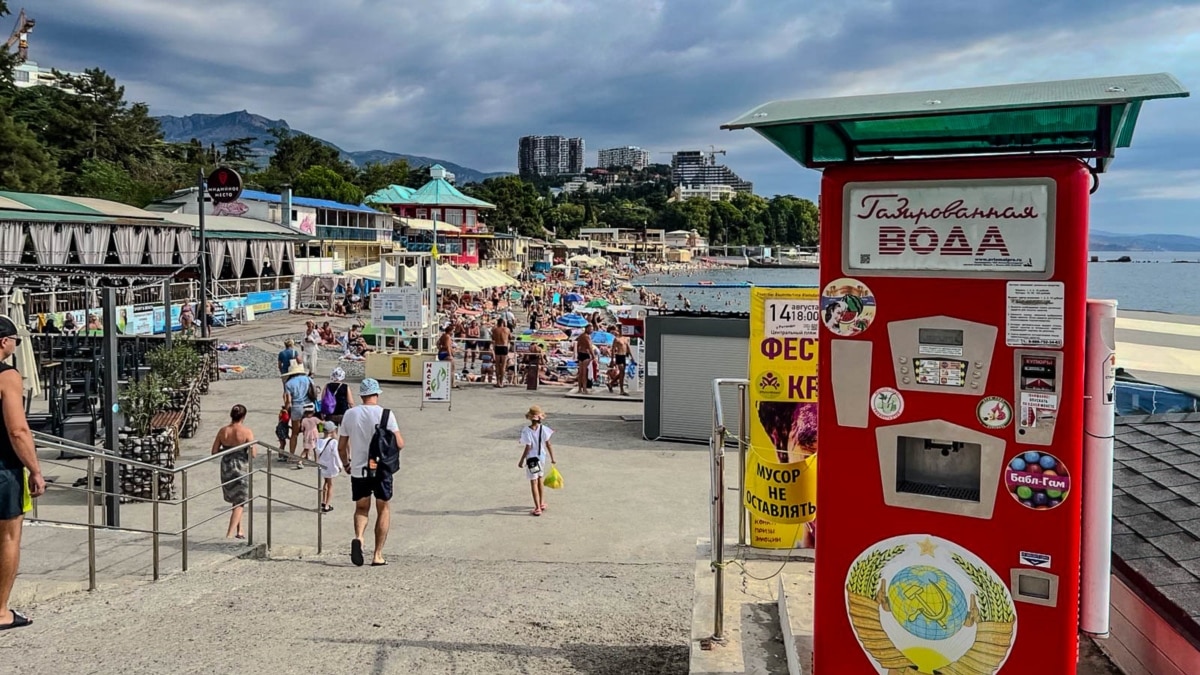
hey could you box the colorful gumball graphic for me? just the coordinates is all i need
[1005,451,1071,510]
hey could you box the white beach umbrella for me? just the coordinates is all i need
[7,288,41,399]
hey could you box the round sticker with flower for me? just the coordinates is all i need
[977,396,1012,429]
[871,387,904,421]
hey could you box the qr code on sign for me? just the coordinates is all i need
[859,254,871,264]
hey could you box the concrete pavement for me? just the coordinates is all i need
[11,312,713,674]
[1118,309,1200,395]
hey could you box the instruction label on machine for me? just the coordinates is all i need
[1006,282,1064,348]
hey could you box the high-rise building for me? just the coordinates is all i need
[670,150,753,193]
[567,138,585,175]
[518,135,585,176]
[597,146,651,170]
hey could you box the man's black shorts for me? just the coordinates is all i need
[0,469,30,521]
[351,470,393,502]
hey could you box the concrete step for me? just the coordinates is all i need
[777,572,814,675]
[689,538,813,675]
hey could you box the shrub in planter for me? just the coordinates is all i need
[116,373,176,500]
[119,373,171,437]
[147,341,202,392]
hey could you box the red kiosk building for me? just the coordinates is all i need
[724,74,1188,674]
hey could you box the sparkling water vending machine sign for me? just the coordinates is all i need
[846,180,1050,272]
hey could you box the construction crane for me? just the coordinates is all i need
[659,146,728,165]
[4,8,34,63]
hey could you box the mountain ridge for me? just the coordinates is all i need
[155,110,510,185]
[1090,230,1200,252]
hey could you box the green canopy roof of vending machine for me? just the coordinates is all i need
[721,73,1188,172]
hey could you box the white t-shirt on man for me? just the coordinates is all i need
[339,404,400,475]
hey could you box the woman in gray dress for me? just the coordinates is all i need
[212,404,256,539]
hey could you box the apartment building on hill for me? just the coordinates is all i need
[597,146,651,170]
[670,150,753,193]
[518,135,585,176]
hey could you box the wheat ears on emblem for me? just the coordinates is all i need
[845,544,1017,675]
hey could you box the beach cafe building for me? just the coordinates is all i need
[148,186,393,270]
[367,165,496,267]
[0,190,196,313]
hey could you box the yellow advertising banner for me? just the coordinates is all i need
[746,287,819,549]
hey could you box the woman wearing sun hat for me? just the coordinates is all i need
[322,367,355,424]
[517,405,556,516]
[282,362,315,459]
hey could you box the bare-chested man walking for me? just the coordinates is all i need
[611,327,631,396]
[574,325,594,395]
[491,318,512,389]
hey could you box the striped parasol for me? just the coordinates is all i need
[533,328,569,341]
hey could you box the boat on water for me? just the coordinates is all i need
[748,255,818,269]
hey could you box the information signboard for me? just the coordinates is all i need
[372,287,423,330]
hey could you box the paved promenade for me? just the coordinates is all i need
[1117,309,1200,394]
[9,314,707,674]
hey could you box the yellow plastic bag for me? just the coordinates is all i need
[543,465,563,490]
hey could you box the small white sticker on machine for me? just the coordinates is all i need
[1020,391,1059,428]
[1006,281,1065,348]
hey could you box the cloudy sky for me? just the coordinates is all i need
[22,0,1200,234]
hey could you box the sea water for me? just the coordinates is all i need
[640,251,1200,316]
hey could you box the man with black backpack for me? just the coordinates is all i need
[337,378,403,567]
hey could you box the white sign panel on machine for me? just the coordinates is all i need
[846,181,1051,272]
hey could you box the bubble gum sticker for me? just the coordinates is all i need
[1005,451,1071,510]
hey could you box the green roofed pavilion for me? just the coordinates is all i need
[722,73,1188,172]
[367,165,495,209]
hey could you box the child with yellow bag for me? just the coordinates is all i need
[517,405,558,516]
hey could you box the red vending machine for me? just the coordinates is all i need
[719,74,1189,674]
[815,157,1088,674]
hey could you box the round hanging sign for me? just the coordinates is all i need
[207,167,244,204]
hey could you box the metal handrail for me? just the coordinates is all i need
[708,377,749,644]
[28,433,325,591]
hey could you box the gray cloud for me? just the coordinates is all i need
[19,0,1200,232]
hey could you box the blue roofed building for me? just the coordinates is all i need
[149,185,394,270]
[367,165,496,267]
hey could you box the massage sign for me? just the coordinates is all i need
[745,288,820,548]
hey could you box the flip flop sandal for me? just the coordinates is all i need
[530,509,542,516]
[370,561,388,566]
[540,503,547,511]
[0,610,32,630]
[351,539,365,566]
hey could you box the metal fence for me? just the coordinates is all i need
[29,431,325,590]
[25,275,295,315]
[708,378,749,644]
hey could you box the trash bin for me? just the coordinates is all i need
[525,360,538,390]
